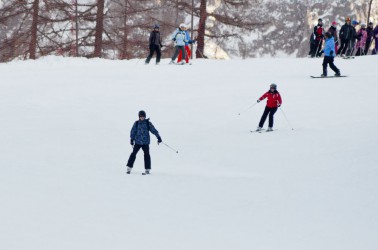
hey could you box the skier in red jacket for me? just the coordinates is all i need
[256,83,282,132]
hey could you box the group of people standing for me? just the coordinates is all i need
[145,23,196,65]
[310,17,378,58]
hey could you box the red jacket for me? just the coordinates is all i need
[259,91,282,108]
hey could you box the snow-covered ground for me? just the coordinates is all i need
[0,56,377,250]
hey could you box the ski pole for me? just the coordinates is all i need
[238,102,258,116]
[161,142,179,154]
[279,107,294,130]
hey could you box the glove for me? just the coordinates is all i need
[160,44,164,48]
[130,139,134,146]
[330,50,334,56]
[172,38,176,42]
[257,100,261,103]
[157,137,162,144]
[277,104,281,107]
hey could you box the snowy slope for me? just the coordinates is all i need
[0,56,377,250]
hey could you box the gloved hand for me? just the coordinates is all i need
[160,44,164,48]
[157,137,162,144]
[172,38,176,42]
[330,50,334,56]
[257,100,261,103]
[130,139,134,146]
[277,104,281,107]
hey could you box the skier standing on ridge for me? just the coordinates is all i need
[169,23,188,65]
[373,24,378,55]
[347,20,359,56]
[320,32,341,77]
[177,24,196,64]
[126,111,162,175]
[355,23,368,56]
[365,22,374,55]
[310,18,325,58]
[337,17,353,57]
[256,84,282,132]
[145,24,163,65]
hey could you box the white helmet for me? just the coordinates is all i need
[179,23,186,29]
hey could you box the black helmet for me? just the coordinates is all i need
[318,18,323,22]
[138,110,146,117]
[270,83,277,89]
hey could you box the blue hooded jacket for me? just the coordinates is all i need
[130,119,160,145]
[172,28,188,46]
[324,36,336,57]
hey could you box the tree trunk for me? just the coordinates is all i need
[121,0,128,60]
[29,0,39,59]
[94,0,105,57]
[367,0,373,23]
[196,0,207,58]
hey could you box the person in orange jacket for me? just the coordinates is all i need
[256,83,282,132]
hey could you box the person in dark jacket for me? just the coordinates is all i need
[145,24,163,65]
[364,22,374,55]
[328,21,339,54]
[321,32,340,77]
[126,111,162,175]
[310,18,325,57]
[337,17,353,56]
[346,20,359,56]
[373,24,378,55]
[256,84,282,132]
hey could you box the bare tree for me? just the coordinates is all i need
[29,0,39,59]
[367,0,373,23]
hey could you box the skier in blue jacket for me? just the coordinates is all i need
[169,23,188,65]
[321,32,341,77]
[126,110,162,175]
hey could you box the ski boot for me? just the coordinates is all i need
[256,127,263,132]
[169,60,175,64]
[266,127,273,132]
[126,167,132,174]
[142,169,150,175]
[335,71,341,77]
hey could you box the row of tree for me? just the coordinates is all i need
[0,0,266,62]
[1,0,377,62]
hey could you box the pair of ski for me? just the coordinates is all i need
[310,75,347,78]
[127,171,150,175]
[250,129,274,133]
[170,62,192,65]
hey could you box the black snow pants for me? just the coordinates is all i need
[322,56,339,76]
[145,45,161,63]
[259,106,278,128]
[127,144,151,170]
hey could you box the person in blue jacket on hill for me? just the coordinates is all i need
[321,32,341,77]
[126,110,162,175]
[169,23,188,65]
[177,25,196,64]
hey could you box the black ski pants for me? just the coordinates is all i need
[322,56,339,76]
[338,39,350,55]
[310,39,323,57]
[145,45,161,63]
[259,106,278,128]
[127,144,151,170]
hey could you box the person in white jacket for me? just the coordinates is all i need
[169,24,188,64]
